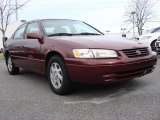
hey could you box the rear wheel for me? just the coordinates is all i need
[47,55,71,95]
[7,55,19,75]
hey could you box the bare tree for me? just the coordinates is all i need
[125,0,154,35]
[0,0,29,40]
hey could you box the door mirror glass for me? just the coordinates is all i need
[26,33,44,44]
[25,22,44,44]
[27,33,39,39]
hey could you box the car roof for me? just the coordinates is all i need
[28,19,81,23]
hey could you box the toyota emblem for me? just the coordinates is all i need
[136,50,141,55]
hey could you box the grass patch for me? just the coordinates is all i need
[0,53,4,59]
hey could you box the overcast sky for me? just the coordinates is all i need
[0,0,160,48]
[11,0,159,33]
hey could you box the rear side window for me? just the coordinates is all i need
[13,24,26,39]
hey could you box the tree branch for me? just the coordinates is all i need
[124,0,155,35]
[0,0,30,38]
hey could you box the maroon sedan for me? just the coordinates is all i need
[4,19,157,94]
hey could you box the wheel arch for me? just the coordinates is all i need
[151,39,157,45]
[45,50,65,70]
[4,50,9,64]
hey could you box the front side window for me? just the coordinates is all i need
[26,22,40,35]
[13,24,26,39]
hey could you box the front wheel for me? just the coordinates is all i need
[7,55,19,75]
[47,55,72,95]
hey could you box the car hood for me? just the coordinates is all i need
[49,35,147,50]
[139,32,160,37]
[139,33,160,38]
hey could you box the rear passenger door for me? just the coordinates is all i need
[7,24,27,67]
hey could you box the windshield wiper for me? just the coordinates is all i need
[76,32,101,35]
[47,32,101,37]
[48,33,73,37]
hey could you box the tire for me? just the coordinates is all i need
[151,40,157,51]
[7,55,19,75]
[47,55,72,95]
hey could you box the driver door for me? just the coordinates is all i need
[21,22,43,73]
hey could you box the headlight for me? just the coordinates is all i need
[73,49,118,58]
[92,49,118,58]
[73,49,94,58]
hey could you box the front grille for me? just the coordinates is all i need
[122,47,149,58]
[156,42,160,47]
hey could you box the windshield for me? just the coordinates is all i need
[41,20,103,36]
[146,27,160,34]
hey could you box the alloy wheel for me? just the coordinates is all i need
[8,57,13,72]
[50,62,63,89]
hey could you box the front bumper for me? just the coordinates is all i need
[66,56,157,84]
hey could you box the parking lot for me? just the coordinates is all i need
[0,56,160,120]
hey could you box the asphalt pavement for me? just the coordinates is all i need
[0,56,160,120]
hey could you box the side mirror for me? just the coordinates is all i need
[26,33,44,44]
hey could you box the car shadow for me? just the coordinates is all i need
[72,79,147,96]
[17,69,50,90]
[61,78,150,104]
[15,69,149,102]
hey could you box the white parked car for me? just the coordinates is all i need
[138,27,160,51]
[155,36,160,53]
